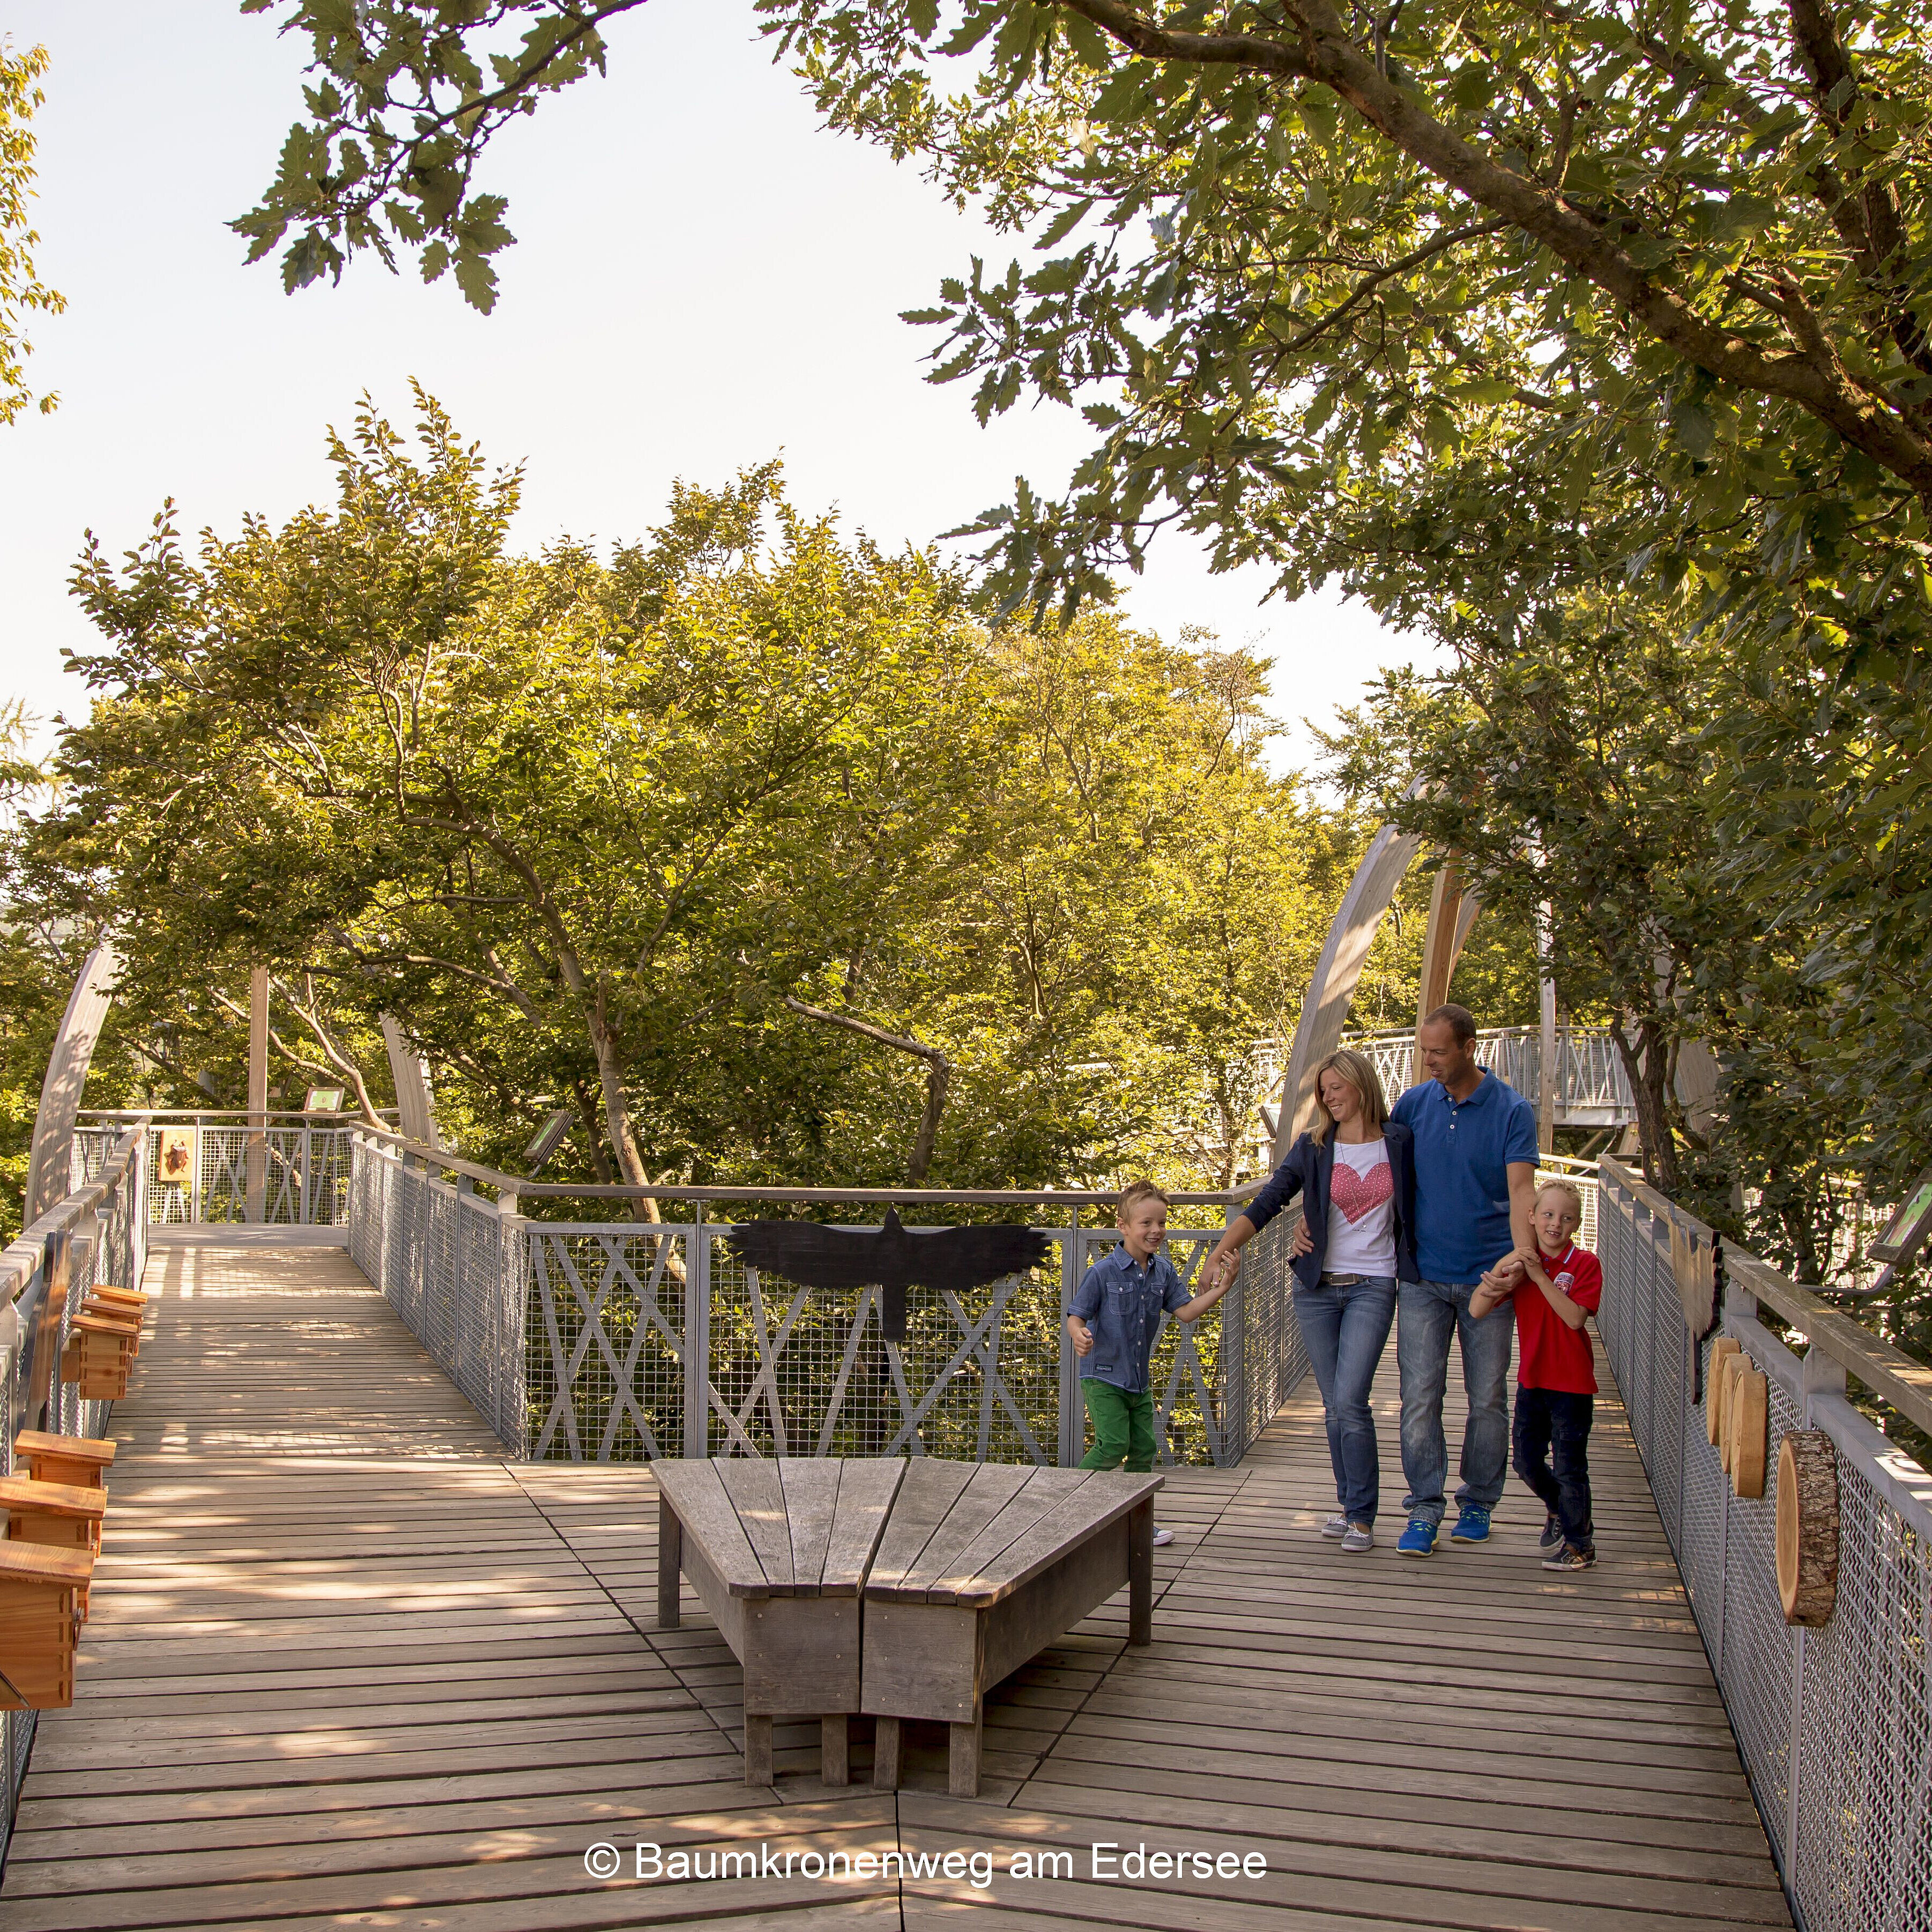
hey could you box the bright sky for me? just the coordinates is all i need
[1,1,1440,772]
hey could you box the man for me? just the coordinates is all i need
[1386,1004,1539,1557]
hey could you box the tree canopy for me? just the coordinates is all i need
[26,393,1428,1215]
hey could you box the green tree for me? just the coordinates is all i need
[0,40,62,424]
[40,394,1362,1198]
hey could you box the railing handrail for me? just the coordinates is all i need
[2,1119,151,1309]
[348,1121,1268,1210]
[1600,1152,1932,1443]
[77,1108,389,1122]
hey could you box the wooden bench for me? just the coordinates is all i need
[861,1459,1161,1797]
[651,1456,905,1787]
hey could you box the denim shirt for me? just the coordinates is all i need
[1071,1243,1191,1393]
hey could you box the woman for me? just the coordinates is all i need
[1197,1049,1417,1549]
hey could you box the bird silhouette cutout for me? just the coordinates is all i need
[724,1209,1051,1342]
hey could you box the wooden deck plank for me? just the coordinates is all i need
[0,1240,1792,1932]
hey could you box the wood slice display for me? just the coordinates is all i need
[1728,1368,1769,1498]
[1707,1337,1741,1443]
[1714,1353,1744,1468]
[1777,1430,1840,1626]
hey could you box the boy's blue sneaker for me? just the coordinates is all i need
[1396,1518,1438,1557]
[1450,1505,1492,1544]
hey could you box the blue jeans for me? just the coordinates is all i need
[1292,1276,1397,1524]
[1397,1278,1515,1526]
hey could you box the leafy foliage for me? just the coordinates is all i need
[34,394,1385,1201]
[0,40,64,424]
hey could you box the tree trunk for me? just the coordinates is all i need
[1609,1012,1681,1194]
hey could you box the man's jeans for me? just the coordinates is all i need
[1397,1278,1515,1527]
[1291,1276,1398,1524]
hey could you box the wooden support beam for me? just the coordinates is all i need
[245,966,269,1223]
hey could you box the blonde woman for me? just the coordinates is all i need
[1197,1050,1417,1549]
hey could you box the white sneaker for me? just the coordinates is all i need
[1321,1513,1350,1539]
[1341,1522,1374,1552]
[1151,1525,1175,1547]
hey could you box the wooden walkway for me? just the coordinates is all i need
[0,1243,1791,1931]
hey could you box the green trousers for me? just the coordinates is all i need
[1079,1378,1156,1473]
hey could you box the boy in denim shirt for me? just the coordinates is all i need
[1067,1180,1235,1546]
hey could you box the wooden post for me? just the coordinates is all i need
[1415,859,1471,1062]
[1128,1497,1154,1646]
[1536,904,1557,1154]
[656,1494,682,1630]
[821,1714,850,1788]
[948,1712,984,1798]
[742,1714,773,1786]
[245,967,269,1223]
[871,1713,903,1791]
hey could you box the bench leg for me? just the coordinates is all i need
[948,1711,983,1799]
[871,1714,903,1791]
[744,1713,773,1786]
[657,1497,682,1630]
[1129,1497,1154,1646]
[821,1713,849,1787]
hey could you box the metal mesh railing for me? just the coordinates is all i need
[345,1134,1306,1470]
[77,1117,355,1226]
[1597,1166,1932,1932]
[2,1122,148,1868]
[350,1150,527,1452]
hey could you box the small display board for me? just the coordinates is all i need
[524,1106,574,1175]
[303,1086,347,1112]
[155,1127,195,1186]
[1872,1166,1932,1267]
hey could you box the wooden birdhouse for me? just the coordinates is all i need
[12,1430,115,1492]
[0,1539,92,1709]
[0,1476,107,1619]
[60,1314,135,1402]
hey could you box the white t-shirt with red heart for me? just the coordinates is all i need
[1324,1136,1398,1278]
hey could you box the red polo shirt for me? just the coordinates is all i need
[1512,1243,1603,1394]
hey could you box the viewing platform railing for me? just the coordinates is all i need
[1336,1023,1637,1125]
[0,1119,149,1866]
[340,1124,1307,1473]
[1597,1155,1932,1932]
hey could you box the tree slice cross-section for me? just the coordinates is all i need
[1706,1337,1741,1445]
[1728,1366,1768,1498]
[1777,1430,1840,1626]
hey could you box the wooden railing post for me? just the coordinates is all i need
[683,1212,710,1459]
[244,969,269,1224]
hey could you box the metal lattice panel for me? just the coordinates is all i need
[526,1228,689,1461]
[1791,1454,1932,1932]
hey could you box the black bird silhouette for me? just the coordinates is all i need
[724,1209,1051,1342]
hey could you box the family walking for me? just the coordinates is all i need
[1067,1004,1602,1572]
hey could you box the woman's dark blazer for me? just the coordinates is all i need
[1238,1121,1420,1294]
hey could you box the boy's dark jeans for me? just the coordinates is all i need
[1511,1385,1594,1550]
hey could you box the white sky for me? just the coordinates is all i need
[1,0,1439,772]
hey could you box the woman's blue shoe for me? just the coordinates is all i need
[1396,1518,1438,1557]
[1450,1505,1492,1543]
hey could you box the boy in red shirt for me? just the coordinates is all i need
[1471,1179,1603,1572]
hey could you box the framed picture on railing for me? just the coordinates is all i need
[302,1087,347,1113]
[156,1127,195,1186]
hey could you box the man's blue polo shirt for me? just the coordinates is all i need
[1071,1243,1190,1393]
[1390,1071,1539,1286]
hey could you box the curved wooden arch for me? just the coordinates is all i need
[23,939,122,1224]
[1273,833,1477,1160]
